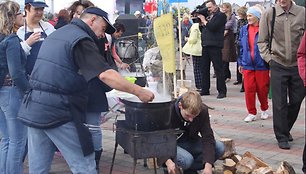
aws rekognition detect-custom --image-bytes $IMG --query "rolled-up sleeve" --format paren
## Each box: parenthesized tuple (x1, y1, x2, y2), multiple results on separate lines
(73, 39, 111, 82)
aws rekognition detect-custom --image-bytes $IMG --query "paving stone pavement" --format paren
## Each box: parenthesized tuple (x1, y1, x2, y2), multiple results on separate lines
(23, 61, 305, 174)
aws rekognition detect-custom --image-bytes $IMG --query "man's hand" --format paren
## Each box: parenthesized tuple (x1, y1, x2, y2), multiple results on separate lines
(197, 14, 207, 25)
(201, 163, 213, 174)
(165, 159, 177, 174)
(135, 88, 154, 103)
(118, 62, 129, 69)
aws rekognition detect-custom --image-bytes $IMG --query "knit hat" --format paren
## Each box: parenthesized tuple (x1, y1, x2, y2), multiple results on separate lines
(247, 6, 262, 19)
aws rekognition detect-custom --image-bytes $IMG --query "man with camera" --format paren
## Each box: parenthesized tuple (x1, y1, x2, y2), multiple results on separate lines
(197, 0, 227, 99)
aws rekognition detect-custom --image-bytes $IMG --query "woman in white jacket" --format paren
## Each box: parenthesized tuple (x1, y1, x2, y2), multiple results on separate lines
(183, 17, 202, 91)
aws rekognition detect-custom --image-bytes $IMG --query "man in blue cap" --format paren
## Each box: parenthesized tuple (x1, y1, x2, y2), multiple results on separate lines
(18, 7, 154, 173)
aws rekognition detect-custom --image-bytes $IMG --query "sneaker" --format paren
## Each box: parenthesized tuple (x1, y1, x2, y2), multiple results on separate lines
(244, 114, 256, 122)
(261, 110, 269, 120)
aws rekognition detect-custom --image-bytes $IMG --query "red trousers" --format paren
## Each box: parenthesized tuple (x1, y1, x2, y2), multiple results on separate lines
(243, 70, 270, 115)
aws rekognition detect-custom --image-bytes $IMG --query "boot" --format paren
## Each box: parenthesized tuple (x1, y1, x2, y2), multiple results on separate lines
(95, 149, 103, 173)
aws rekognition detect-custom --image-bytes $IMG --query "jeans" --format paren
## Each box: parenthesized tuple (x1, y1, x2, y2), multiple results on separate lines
(27, 122, 96, 174)
(0, 86, 27, 174)
(86, 112, 103, 151)
(176, 139, 224, 172)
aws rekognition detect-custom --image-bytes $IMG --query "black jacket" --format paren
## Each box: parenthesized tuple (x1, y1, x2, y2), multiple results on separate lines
(201, 8, 227, 48)
(171, 99, 216, 165)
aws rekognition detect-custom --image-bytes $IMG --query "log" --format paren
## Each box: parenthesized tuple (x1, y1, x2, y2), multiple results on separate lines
(252, 167, 274, 174)
(223, 158, 237, 173)
(236, 156, 257, 174)
(232, 154, 242, 163)
(243, 151, 269, 168)
(220, 138, 236, 159)
(224, 170, 234, 174)
(276, 161, 296, 174)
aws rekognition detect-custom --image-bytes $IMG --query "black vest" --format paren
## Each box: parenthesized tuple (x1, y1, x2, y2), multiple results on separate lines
(18, 19, 98, 156)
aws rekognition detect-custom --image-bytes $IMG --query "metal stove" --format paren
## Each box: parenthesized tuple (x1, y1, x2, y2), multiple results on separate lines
(110, 120, 180, 174)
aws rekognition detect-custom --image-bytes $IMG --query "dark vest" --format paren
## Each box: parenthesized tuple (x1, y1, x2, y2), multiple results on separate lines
(18, 19, 97, 155)
(18, 23, 90, 128)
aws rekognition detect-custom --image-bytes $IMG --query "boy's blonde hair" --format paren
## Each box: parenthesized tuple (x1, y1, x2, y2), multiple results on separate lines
(180, 90, 203, 116)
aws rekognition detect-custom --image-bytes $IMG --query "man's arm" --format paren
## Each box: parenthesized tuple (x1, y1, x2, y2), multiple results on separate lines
(98, 69, 153, 102)
(74, 39, 154, 103)
(258, 9, 272, 63)
(206, 13, 227, 31)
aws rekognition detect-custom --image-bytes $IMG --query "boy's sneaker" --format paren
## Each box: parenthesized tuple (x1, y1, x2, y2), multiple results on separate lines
(244, 114, 256, 122)
(261, 110, 269, 120)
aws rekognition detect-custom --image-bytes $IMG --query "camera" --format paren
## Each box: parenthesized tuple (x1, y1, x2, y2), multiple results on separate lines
(190, 4, 209, 23)
(191, 4, 209, 18)
(196, 6, 209, 17)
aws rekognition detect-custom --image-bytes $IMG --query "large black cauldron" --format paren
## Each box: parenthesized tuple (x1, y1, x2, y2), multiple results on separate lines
(120, 99, 173, 131)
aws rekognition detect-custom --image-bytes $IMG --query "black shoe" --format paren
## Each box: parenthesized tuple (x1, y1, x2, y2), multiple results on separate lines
(217, 93, 226, 99)
(196, 88, 202, 92)
(240, 88, 245, 92)
(200, 92, 210, 96)
(288, 134, 293, 142)
(278, 141, 290, 150)
(233, 81, 242, 85)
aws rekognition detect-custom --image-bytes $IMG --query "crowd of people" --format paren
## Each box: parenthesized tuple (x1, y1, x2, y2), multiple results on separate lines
(0, 0, 304, 173)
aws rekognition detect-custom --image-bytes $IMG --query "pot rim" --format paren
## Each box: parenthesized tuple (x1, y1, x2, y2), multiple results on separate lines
(120, 98, 174, 106)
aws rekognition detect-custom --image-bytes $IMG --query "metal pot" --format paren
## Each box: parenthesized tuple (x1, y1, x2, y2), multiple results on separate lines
(120, 99, 174, 131)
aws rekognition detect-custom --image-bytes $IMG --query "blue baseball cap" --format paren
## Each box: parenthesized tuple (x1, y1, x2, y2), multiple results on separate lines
(25, 0, 48, 8)
(83, 7, 116, 34)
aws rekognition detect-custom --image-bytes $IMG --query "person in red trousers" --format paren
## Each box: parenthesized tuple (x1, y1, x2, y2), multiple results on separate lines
(238, 6, 270, 122)
(297, 32, 305, 174)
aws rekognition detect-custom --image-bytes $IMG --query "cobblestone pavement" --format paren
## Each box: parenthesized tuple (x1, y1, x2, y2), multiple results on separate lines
(23, 61, 305, 174)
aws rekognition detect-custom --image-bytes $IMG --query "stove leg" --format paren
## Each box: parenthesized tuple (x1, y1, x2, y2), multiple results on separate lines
(133, 158, 137, 174)
(153, 158, 157, 174)
(109, 142, 118, 174)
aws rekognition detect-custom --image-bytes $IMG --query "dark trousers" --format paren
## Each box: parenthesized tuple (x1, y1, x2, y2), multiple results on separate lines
(223, 61, 231, 79)
(236, 62, 243, 82)
(270, 60, 304, 142)
(200, 46, 227, 95)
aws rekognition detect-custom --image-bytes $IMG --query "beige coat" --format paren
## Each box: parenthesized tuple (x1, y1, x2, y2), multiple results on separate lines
(258, 3, 305, 67)
(182, 23, 202, 56)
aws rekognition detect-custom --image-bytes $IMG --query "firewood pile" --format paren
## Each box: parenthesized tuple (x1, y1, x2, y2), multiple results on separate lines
(220, 138, 296, 174)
